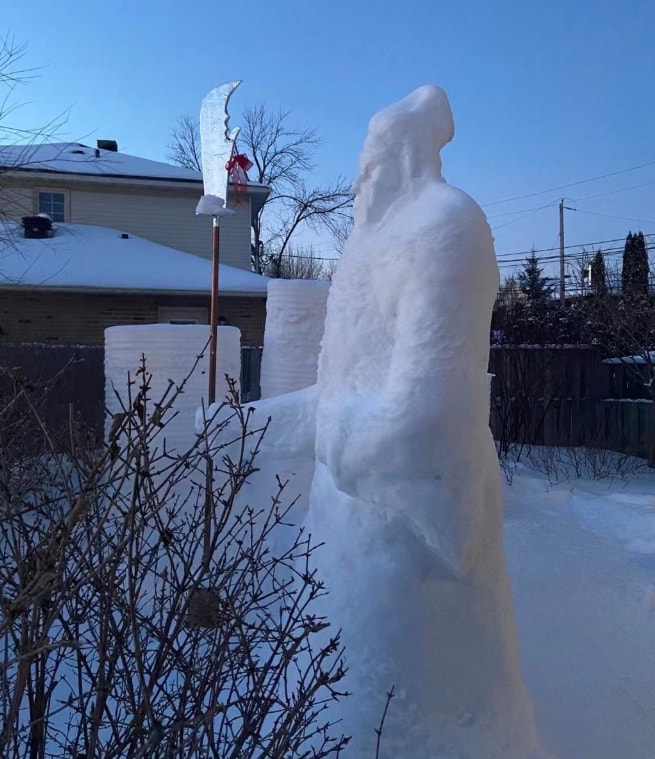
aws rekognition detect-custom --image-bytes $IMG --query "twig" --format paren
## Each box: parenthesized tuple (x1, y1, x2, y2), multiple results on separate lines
(374, 686, 395, 759)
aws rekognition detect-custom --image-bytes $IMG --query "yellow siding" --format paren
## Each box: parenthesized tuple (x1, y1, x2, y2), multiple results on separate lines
(1, 186, 33, 219)
(3, 179, 253, 271)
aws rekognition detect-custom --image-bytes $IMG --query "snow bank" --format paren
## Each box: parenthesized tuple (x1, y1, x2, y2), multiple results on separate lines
(260, 279, 330, 399)
(105, 324, 240, 453)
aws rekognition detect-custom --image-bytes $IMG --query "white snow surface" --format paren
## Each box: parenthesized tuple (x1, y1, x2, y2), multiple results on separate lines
(260, 279, 330, 399)
(193, 392, 655, 758)
(195, 195, 235, 215)
(504, 463, 655, 759)
(0, 223, 268, 294)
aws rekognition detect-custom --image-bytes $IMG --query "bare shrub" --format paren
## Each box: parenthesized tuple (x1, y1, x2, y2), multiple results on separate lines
(0, 359, 348, 759)
(526, 445, 646, 486)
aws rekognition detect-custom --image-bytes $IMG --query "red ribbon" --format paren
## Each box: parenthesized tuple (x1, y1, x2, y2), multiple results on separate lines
(226, 153, 253, 203)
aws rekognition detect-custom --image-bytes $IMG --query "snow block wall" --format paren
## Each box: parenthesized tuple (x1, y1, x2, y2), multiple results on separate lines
(260, 279, 330, 399)
(105, 324, 241, 453)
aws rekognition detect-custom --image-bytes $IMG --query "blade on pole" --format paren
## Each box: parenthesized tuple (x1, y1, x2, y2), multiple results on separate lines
(196, 80, 242, 215)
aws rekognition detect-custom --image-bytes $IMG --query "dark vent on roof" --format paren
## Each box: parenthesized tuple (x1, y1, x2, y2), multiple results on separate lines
(70, 148, 86, 154)
(22, 215, 54, 239)
(97, 139, 118, 152)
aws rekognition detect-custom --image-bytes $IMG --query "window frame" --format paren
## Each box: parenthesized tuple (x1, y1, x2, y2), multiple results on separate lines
(35, 188, 70, 223)
(158, 306, 209, 325)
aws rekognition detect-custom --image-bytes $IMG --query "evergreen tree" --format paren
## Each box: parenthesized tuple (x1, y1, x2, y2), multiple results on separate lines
(517, 252, 555, 305)
(621, 232, 634, 295)
(591, 249, 607, 296)
(634, 231, 650, 295)
(622, 231, 649, 296)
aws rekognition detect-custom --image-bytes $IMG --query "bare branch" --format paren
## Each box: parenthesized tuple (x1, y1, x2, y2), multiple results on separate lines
(166, 115, 202, 172)
(167, 105, 353, 274)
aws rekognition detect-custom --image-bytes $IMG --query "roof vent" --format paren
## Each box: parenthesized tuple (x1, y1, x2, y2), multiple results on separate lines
(70, 148, 86, 155)
(22, 215, 54, 239)
(121, 233, 129, 239)
(97, 139, 118, 152)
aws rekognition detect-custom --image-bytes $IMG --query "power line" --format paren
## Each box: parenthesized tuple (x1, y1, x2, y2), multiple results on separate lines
(481, 159, 655, 208)
(491, 203, 555, 231)
(280, 252, 339, 261)
(574, 208, 655, 226)
(487, 202, 557, 219)
(496, 241, 633, 269)
(496, 236, 627, 260)
(574, 179, 655, 202)
(498, 247, 623, 268)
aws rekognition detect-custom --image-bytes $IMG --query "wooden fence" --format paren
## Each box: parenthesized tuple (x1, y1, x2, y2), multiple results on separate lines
(0, 343, 264, 447)
(2, 342, 653, 461)
(489, 346, 654, 461)
(0, 343, 105, 446)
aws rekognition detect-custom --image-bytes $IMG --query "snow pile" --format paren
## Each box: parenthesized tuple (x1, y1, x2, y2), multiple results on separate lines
(260, 279, 330, 399)
(106, 324, 240, 453)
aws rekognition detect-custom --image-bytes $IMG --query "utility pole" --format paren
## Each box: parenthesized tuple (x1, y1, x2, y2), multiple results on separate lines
(559, 198, 565, 305)
(558, 199, 576, 305)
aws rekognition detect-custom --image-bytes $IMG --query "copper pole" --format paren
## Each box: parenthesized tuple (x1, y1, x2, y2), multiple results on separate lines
(208, 217, 220, 405)
(203, 216, 221, 569)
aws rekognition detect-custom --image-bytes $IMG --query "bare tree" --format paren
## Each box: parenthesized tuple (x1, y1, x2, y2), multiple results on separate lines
(0, 358, 349, 758)
(567, 248, 594, 297)
(263, 245, 336, 280)
(168, 106, 353, 274)
(0, 35, 68, 239)
(167, 115, 202, 172)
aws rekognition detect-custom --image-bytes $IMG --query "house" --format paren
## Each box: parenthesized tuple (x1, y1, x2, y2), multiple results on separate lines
(0, 141, 271, 345)
(0, 141, 269, 267)
(0, 223, 268, 346)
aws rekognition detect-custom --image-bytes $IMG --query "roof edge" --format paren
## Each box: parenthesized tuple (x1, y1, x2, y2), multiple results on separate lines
(0, 284, 267, 298)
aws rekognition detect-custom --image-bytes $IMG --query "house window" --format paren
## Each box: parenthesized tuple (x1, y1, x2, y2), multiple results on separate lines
(158, 307, 208, 325)
(37, 190, 68, 222)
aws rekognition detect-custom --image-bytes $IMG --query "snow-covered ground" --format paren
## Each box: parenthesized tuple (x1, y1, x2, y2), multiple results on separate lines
(504, 459, 655, 758)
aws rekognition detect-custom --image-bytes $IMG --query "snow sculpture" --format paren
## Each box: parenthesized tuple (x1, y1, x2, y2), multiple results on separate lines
(260, 278, 330, 399)
(105, 324, 241, 453)
(305, 85, 549, 758)
(197, 85, 551, 759)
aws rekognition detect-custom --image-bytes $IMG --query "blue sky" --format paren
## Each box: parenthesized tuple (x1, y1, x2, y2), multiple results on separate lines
(4, 0, 655, 278)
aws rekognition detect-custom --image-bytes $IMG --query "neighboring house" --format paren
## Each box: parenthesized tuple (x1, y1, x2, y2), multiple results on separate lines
(0, 141, 271, 345)
(0, 223, 268, 346)
(0, 140, 269, 270)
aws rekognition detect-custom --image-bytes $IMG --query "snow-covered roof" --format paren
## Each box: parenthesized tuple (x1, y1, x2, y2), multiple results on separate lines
(0, 223, 268, 296)
(0, 142, 202, 182)
(0, 142, 268, 190)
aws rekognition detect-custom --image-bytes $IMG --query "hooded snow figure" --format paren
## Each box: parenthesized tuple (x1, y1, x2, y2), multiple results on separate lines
(306, 85, 551, 759)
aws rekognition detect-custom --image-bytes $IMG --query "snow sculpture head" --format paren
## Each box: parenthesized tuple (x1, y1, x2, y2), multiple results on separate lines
(353, 85, 454, 225)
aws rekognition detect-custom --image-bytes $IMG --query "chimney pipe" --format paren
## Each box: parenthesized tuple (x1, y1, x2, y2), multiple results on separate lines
(97, 139, 118, 152)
